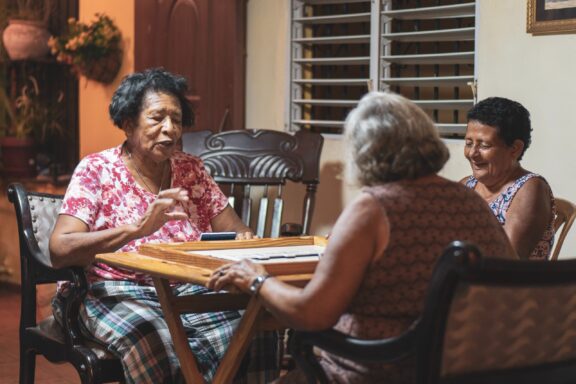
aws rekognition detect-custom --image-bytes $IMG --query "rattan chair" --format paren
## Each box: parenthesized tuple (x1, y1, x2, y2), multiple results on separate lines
(8, 183, 124, 384)
(291, 241, 576, 384)
(550, 197, 576, 260)
(182, 129, 324, 237)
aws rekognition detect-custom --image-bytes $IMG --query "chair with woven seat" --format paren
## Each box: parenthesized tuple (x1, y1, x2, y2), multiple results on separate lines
(550, 197, 576, 260)
(182, 129, 324, 237)
(8, 183, 124, 384)
(290, 241, 576, 384)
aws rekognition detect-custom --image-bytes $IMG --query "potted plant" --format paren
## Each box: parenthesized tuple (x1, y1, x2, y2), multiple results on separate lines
(48, 13, 122, 84)
(0, 75, 64, 177)
(1, 0, 54, 60)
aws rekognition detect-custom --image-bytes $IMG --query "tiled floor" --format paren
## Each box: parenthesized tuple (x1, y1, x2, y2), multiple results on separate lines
(0, 286, 80, 384)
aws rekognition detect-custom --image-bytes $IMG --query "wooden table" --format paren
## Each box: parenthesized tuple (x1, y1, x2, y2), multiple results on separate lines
(95, 237, 322, 384)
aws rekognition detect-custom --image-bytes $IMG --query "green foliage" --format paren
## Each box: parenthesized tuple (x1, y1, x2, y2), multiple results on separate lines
(0, 75, 64, 141)
(10, 0, 53, 23)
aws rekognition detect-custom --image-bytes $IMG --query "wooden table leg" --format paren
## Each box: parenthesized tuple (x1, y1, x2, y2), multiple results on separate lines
(153, 277, 206, 384)
(212, 297, 264, 384)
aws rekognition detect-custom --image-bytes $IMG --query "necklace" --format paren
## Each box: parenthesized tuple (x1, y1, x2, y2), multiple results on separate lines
(124, 144, 168, 195)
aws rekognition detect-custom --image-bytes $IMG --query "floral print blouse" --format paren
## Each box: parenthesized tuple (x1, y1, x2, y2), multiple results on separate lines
(465, 173, 556, 259)
(60, 144, 228, 285)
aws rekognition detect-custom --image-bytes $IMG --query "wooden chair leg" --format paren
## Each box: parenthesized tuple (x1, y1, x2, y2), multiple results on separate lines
(20, 348, 36, 384)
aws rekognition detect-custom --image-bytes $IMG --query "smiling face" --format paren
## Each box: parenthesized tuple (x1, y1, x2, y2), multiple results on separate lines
(464, 120, 524, 187)
(124, 91, 183, 164)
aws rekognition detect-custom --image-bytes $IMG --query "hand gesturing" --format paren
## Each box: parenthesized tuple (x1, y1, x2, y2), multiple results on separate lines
(135, 187, 189, 237)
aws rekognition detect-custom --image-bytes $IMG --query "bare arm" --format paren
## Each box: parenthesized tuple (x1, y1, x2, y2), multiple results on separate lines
(504, 178, 553, 259)
(210, 205, 255, 239)
(208, 192, 390, 331)
(49, 188, 190, 268)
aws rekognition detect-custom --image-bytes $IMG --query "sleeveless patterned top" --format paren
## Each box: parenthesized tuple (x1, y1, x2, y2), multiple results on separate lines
(319, 178, 514, 384)
(464, 173, 555, 260)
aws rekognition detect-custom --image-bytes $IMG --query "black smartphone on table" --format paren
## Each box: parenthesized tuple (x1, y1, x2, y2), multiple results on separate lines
(200, 232, 237, 241)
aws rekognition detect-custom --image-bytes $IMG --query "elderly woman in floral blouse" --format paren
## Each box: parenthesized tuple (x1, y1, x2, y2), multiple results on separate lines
(49, 68, 278, 383)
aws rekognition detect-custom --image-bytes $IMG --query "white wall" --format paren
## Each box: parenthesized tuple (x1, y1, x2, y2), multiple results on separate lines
(474, 0, 576, 257)
(246, 0, 576, 257)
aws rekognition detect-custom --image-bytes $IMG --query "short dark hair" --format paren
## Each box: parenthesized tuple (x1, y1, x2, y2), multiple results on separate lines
(109, 68, 193, 129)
(467, 97, 532, 160)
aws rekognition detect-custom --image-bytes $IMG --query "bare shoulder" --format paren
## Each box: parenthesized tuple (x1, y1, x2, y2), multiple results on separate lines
(507, 174, 553, 220)
(339, 191, 386, 224)
(330, 191, 389, 244)
(515, 175, 553, 204)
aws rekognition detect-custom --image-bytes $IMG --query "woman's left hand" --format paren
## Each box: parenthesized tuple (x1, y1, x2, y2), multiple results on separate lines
(207, 259, 267, 293)
(236, 231, 257, 240)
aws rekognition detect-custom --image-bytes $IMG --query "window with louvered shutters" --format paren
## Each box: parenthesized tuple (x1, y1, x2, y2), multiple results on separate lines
(289, 0, 476, 138)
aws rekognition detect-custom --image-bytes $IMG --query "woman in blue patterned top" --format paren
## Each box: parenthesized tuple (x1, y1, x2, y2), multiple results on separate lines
(462, 97, 555, 259)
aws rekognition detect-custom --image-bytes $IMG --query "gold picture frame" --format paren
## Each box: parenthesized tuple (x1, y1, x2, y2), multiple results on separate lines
(527, 0, 576, 35)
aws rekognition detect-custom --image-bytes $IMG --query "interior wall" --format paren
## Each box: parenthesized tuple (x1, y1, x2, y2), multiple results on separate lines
(78, 0, 134, 158)
(246, 0, 576, 257)
(472, 0, 576, 258)
(246, 0, 353, 236)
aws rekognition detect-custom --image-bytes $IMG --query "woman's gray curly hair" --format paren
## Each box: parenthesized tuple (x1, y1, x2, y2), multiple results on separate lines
(344, 91, 449, 186)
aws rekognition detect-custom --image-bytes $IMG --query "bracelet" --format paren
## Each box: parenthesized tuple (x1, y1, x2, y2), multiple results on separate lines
(249, 274, 270, 297)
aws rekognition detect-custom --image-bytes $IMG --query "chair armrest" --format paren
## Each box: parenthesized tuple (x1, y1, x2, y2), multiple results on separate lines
(280, 223, 303, 237)
(289, 324, 418, 384)
(291, 325, 418, 363)
(61, 266, 90, 346)
(289, 321, 420, 384)
(44, 264, 90, 347)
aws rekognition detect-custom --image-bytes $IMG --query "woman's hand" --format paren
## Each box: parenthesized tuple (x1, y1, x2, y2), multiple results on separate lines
(207, 259, 267, 293)
(236, 231, 256, 240)
(134, 187, 189, 237)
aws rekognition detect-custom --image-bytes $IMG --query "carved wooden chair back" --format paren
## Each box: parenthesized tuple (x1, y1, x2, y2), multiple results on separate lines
(8, 183, 123, 384)
(182, 129, 324, 237)
(550, 197, 576, 260)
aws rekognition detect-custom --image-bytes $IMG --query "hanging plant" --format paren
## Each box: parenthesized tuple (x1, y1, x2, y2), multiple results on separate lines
(47, 13, 122, 84)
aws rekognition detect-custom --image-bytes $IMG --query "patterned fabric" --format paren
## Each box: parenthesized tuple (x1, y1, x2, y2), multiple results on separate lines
(319, 178, 514, 384)
(464, 173, 556, 259)
(54, 281, 278, 383)
(55, 145, 279, 383)
(442, 283, 576, 376)
(60, 144, 229, 285)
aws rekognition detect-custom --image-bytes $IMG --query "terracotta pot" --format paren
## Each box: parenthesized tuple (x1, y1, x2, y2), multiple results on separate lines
(2, 19, 51, 61)
(0, 136, 36, 178)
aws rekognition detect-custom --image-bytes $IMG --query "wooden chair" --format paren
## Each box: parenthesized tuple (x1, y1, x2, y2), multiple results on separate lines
(290, 241, 576, 384)
(182, 129, 324, 237)
(8, 183, 124, 384)
(551, 197, 576, 260)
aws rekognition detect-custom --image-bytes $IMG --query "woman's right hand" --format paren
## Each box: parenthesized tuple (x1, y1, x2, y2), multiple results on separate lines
(134, 187, 190, 237)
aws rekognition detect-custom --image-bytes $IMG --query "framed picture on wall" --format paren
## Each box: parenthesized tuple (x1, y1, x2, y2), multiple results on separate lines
(527, 0, 576, 34)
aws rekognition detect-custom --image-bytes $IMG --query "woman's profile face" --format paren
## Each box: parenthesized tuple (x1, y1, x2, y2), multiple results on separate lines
(125, 91, 183, 162)
(464, 120, 522, 186)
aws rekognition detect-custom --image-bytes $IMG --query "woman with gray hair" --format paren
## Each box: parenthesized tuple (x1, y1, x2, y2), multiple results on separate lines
(208, 92, 515, 383)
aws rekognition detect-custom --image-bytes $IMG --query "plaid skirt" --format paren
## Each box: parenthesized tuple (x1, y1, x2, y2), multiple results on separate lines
(53, 280, 279, 383)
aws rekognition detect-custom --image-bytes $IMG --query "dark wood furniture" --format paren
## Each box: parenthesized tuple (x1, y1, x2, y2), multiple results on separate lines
(182, 129, 324, 237)
(291, 241, 576, 384)
(135, 0, 247, 132)
(8, 183, 123, 384)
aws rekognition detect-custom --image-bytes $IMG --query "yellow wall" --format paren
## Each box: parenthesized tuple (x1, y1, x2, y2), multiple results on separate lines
(245, 0, 576, 257)
(78, 0, 134, 158)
